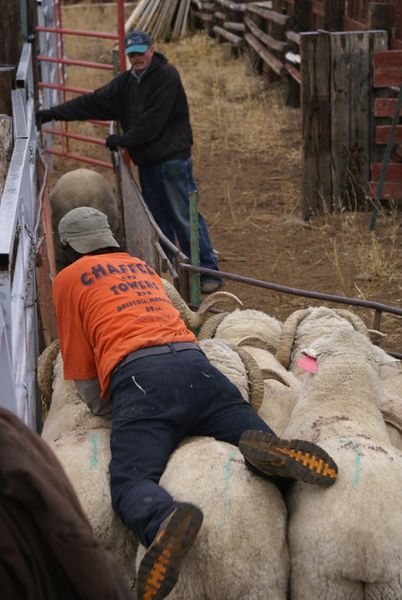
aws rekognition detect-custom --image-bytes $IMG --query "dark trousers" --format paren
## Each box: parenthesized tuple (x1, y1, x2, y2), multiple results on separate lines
(138, 158, 218, 272)
(109, 346, 274, 547)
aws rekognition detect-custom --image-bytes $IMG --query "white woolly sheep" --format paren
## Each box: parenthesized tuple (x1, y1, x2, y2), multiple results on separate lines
(198, 308, 283, 354)
(39, 352, 137, 589)
(136, 436, 289, 600)
(198, 337, 265, 410)
(282, 328, 402, 600)
(236, 339, 301, 436)
(376, 359, 402, 451)
(51, 427, 137, 590)
(275, 305, 402, 447)
(41, 353, 109, 443)
(275, 306, 370, 379)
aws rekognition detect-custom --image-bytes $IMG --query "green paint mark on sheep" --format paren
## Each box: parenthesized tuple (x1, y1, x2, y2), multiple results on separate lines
(352, 452, 362, 488)
(223, 450, 237, 522)
(90, 433, 99, 469)
(339, 437, 362, 488)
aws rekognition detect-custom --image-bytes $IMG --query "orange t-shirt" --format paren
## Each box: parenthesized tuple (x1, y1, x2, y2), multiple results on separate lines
(52, 252, 195, 398)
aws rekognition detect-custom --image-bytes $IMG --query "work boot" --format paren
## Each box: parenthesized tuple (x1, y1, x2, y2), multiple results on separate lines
(239, 430, 338, 487)
(136, 502, 203, 600)
(201, 276, 222, 294)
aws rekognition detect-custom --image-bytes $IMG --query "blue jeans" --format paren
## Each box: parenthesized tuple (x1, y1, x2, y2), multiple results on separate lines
(108, 346, 273, 547)
(138, 158, 219, 273)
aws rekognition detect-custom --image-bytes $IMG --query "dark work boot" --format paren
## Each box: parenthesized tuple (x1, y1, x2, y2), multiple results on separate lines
(239, 430, 338, 488)
(136, 502, 203, 600)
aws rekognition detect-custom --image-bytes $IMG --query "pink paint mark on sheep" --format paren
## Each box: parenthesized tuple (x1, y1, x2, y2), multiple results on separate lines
(297, 355, 318, 374)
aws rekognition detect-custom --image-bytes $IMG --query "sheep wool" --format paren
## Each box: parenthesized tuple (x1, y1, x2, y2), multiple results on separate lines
(214, 308, 282, 352)
(283, 329, 402, 600)
(199, 338, 250, 401)
(136, 437, 289, 600)
(277, 306, 369, 379)
(41, 353, 137, 589)
(50, 427, 137, 590)
(239, 344, 300, 436)
(41, 353, 109, 443)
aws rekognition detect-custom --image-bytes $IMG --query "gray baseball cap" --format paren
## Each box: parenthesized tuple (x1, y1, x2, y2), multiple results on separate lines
(58, 207, 120, 254)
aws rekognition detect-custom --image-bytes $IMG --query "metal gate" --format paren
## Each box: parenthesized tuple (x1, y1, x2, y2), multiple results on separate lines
(36, 0, 126, 169)
(0, 45, 39, 428)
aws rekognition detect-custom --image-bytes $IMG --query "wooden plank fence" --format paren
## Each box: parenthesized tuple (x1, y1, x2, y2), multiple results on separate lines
(301, 30, 388, 218)
(190, 0, 402, 207)
(190, 1, 402, 91)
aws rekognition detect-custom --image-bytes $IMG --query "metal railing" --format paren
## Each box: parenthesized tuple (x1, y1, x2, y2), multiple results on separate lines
(0, 44, 40, 428)
(36, 0, 126, 169)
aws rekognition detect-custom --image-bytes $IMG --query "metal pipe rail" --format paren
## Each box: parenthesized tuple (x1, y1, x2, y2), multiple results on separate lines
(36, 0, 126, 168)
(179, 265, 402, 358)
(0, 44, 40, 427)
(36, 26, 119, 40)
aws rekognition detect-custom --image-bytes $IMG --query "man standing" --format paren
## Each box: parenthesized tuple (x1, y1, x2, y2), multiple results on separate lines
(36, 30, 221, 294)
(53, 206, 338, 600)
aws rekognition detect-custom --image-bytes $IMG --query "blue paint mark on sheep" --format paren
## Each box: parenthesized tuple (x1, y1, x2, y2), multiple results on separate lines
(223, 450, 237, 522)
(352, 452, 362, 488)
(339, 437, 362, 488)
(90, 433, 99, 469)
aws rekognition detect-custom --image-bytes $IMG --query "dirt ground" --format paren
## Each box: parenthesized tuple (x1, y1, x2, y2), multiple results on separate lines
(46, 4, 402, 354)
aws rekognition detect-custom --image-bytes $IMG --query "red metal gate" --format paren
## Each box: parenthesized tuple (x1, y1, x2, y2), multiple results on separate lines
(36, 0, 126, 169)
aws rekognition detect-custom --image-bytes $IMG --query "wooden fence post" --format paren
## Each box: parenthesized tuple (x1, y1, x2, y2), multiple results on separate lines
(368, 3, 390, 31)
(323, 0, 345, 31)
(301, 31, 331, 218)
(0, 66, 15, 116)
(302, 29, 388, 218)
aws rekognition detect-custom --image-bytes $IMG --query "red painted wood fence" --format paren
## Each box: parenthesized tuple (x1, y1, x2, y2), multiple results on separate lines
(345, 1, 402, 48)
(370, 50, 402, 199)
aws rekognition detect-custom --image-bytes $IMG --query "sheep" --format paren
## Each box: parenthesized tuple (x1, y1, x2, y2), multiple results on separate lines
(282, 328, 402, 600)
(275, 306, 370, 379)
(198, 307, 283, 354)
(136, 436, 289, 600)
(50, 427, 137, 591)
(275, 305, 402, 447)
(377, 359, 402, 451)
(198, 338, 265, 411)
(40, 353, 109, 443)
(49, 169, 122, 268)
(236, 337, 301, 436)
(37, 349, 137, 588)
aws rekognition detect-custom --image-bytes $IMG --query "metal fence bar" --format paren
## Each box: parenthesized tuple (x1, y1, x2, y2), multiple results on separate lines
(0, 306, 16, 413)
(37, 54, 114, 71)
(36, 25, 119, 40)
(180, 264, 402, 316)
(0, 43, 39, 427)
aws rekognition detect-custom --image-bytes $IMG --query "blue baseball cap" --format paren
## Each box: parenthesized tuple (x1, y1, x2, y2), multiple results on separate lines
(125, 31, 152, 55)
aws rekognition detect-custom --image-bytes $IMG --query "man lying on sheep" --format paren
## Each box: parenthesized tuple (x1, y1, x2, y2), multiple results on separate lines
(53, 206, 339, 600)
